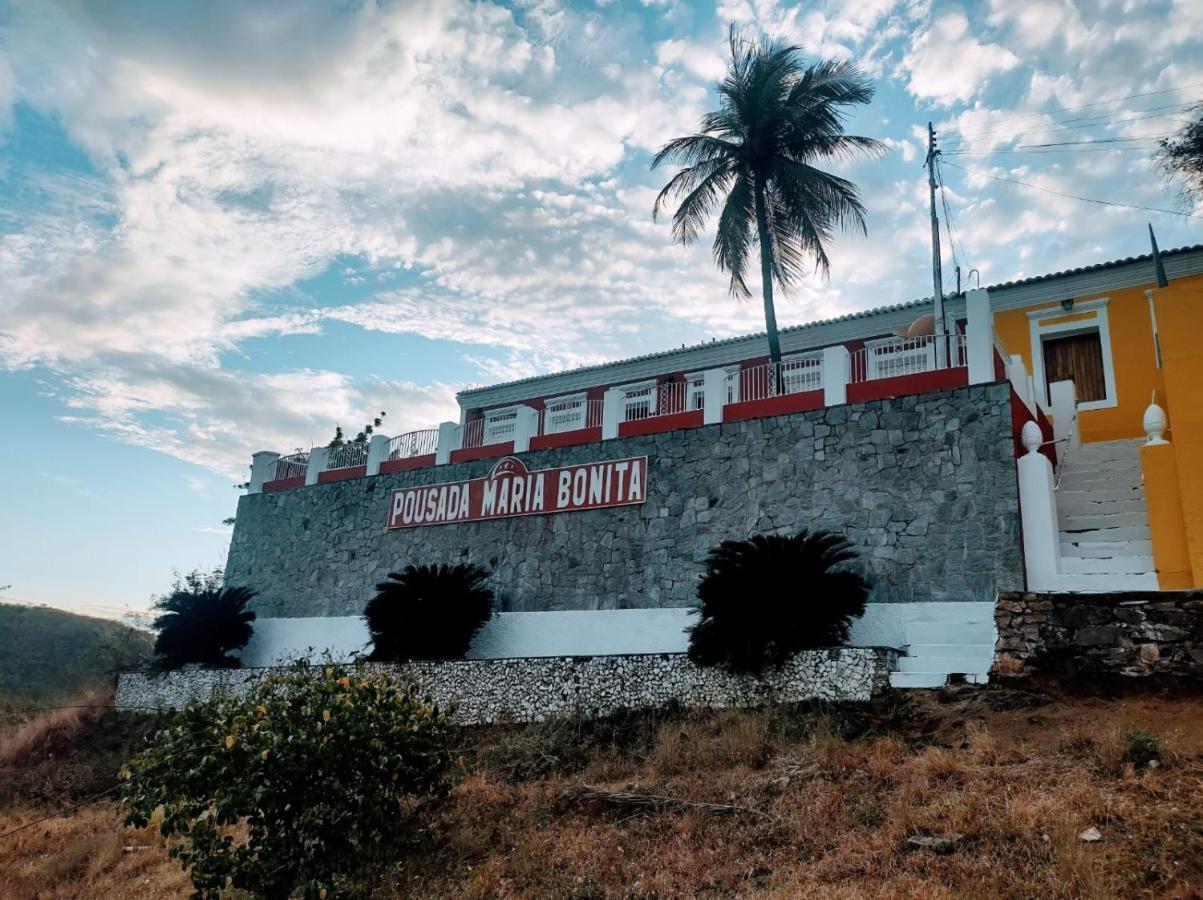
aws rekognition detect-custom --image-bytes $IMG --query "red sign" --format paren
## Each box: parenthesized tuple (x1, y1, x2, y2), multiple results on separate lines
(386, 455, 647, 529)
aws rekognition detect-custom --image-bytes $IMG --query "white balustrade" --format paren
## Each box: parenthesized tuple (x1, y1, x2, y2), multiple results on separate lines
(248, 451, 281, 494)
(1016, 420, 1062, 589)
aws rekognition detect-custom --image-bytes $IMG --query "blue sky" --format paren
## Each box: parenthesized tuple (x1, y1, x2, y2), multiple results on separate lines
(1, 0, 1200, 618)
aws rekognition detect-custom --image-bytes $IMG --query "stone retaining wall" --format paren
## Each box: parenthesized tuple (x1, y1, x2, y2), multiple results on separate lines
(116, 648, 896, 725)
(993, 591, 1203, 678)
(227, 383, 1021, 617)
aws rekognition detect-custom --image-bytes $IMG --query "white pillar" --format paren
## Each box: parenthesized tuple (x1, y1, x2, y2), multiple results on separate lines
(366, 433, 390, 476)
(965, 288, 994, 384)
(822, 345, 849, 407)
(1007, 354, 1034, 412)
(602, 388, 624, 440)
(1049, 380, 1079, 453)
(702, 368, 726, 425)
(1017, 421, 1061, 590)
(512, 405, 539, 452)
(248, 451, 280, 494)
(305, 446, 329, 486)
(435, 421, 460, 465)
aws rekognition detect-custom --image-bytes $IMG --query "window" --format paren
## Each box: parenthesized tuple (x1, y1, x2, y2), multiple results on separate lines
(1042, 330, 1106, 403)
(780, 353, 823, 393)
(542, 394, 587, 434)
(619, 381, 657, 421)
(685, 368, 741, 409)
(482, 407, 518, 445)
(864, 338, 935, 380)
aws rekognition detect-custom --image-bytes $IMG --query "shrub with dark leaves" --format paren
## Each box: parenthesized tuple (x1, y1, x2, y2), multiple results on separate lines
(151, 573, 255, 669)
(687, 529, 870, 674)
(365, 563, 494, 661)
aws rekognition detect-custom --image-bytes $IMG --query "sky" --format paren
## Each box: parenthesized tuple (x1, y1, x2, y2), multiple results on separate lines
(1, 0, 1200, 619)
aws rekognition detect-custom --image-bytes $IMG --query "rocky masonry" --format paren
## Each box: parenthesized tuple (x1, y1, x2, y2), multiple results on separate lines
(116, 648, 896, 724)
(226, 382, 1021, 618)
(994, 591, 1203, 678)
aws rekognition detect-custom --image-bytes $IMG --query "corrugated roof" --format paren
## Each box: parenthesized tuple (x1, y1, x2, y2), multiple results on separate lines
(457, 243, 1203, 399)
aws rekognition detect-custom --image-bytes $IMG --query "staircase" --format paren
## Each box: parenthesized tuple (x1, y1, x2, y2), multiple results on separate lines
(888, 608, 996, 689)
(1055, 438, 1159, 591)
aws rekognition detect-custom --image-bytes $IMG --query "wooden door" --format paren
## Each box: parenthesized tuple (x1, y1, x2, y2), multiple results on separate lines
(1042, 332, 1106, 402)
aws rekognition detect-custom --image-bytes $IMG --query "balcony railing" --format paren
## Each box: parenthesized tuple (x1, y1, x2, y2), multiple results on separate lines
(850, 334, 967, 383)
(387, 429, 437, 460)
(273, 452, 309, 481)
(621, 381, 693, 422)
(740, 357, 823, 402)
(326, 441, 369, 470)
(461, 410, 517, 449)
(540, 398, 603, 435)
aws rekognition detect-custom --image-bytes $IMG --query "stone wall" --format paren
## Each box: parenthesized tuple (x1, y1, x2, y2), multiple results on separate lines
(116, 648, 896, 725)
(994, 591, 1203, 678)
(227, 382, 1021, 618)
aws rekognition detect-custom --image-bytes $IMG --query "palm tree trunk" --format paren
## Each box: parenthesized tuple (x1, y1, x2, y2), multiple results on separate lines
(753, 180, 783, 377)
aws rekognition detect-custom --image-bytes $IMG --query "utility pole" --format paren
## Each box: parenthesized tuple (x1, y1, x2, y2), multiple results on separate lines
(925, 122, 947, 367)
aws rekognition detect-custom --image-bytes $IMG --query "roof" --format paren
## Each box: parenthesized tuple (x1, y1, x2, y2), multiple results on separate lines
(457, 243, 1203, 406)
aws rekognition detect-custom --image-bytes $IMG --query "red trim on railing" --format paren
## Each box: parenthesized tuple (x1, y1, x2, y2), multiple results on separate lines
(1008, 390, 1057, 467)
(723, 389, 824, 422)
(846, 367, 967, 403)
(618, 410, 704, 437)
(379, 454, 436, 474)
(450, 441, 515, 464)
(530, 427, 603, 451)
(263, 475, 305, 493)
(318, 465, 367, 484)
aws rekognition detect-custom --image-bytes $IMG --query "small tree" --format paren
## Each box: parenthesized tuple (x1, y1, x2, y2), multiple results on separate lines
(1156, 103, 1203, 207)
(687, 529, 870, 674)
(121, 660, 454, 899)
(151, 570, 255, 669)
(365, 563, 494, 661)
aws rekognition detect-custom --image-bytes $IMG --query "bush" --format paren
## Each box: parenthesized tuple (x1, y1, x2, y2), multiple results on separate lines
(365, 563, 494, 661)
(687, 529, 870, 674)
(121, 660, 454, 899)
(151, 570, 255, 669)
(1124, 729, 1161, 769)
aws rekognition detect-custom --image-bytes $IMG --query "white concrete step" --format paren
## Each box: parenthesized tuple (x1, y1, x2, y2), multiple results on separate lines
(904, 623, 995, 645)
(1062, 539, 1153, 557)
(1057, 498, 1147, 516)
(1047, 572, 1160, 592)
(1060, 525, 1151, 542)
(904, 642, 994, 659)
(1059, 511, 1151, 530)
(1061, 554, 1157, 575)
(897, 655, 990, 674)
(890, 672, 949, 689)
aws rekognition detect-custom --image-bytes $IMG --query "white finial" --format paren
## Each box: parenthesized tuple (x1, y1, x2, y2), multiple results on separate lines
(1143, 403, 1168, 444)
(1020, 420, 1043, 455)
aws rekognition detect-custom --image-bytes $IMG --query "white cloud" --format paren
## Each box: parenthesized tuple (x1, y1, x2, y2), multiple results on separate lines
(900, 11, 1019, 106)
(655, 38, 726, 81)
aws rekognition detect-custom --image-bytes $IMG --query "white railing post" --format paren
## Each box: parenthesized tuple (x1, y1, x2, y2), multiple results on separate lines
(435, 421, 460, 465)
(702, 368, 726, 425)
(512, 405, 539, 452)
(1049, 380, 1079, 453)
(821, 345, 849, 406)
(1017, 421, 1061, 589)
(305, 447, 329, 486)
(365, 433, 389, 476)
(1143, 401, 1169, 445)
(248, 451, 280, 494)
(602, 388, 623, 439)
(965, 288, 994, 384)
(1007, 354, 1034, 412)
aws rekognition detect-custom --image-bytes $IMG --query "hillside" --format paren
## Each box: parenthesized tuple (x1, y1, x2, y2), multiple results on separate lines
(0, 604, 153, 706)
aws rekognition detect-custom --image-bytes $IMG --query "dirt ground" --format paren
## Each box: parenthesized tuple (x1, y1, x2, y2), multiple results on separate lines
(3, 679, 1203, 898)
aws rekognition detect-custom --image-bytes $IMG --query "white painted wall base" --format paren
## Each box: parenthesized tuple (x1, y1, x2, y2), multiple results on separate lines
(237, 602, 997, 677)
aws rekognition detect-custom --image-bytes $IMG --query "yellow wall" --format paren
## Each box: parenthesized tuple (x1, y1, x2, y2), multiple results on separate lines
(1150, 281, 1203, 588)
(1142, 442, 1195, 589)
(993, 273, 1203, 444)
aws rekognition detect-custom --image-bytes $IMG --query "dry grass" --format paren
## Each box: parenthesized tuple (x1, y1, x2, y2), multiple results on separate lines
(3, 683, 1203, 898)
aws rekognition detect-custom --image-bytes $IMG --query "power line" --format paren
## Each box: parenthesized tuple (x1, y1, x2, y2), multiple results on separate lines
(937, 80, 1203, 133)
(941, 159, 1202, 219)
(935, 157, 969, 281)
(944, 104, 1197, 145)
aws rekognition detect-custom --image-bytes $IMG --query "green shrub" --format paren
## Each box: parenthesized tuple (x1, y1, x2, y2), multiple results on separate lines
(1124, 729, 1161, 769)
(121, 659, 454, 899)
(365, 563, 494, 661)
(151, 570, 255, 669)
(687, 529, 870, 674)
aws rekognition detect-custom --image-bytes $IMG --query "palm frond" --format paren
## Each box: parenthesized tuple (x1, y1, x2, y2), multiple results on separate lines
(712, 172, 754, 296)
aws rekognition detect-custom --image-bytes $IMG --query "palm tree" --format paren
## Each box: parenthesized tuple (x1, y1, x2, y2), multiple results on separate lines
(652, 31, 883, 367)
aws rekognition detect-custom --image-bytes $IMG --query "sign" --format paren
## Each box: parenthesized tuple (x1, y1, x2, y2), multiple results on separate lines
(387, 456, 647, 529)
